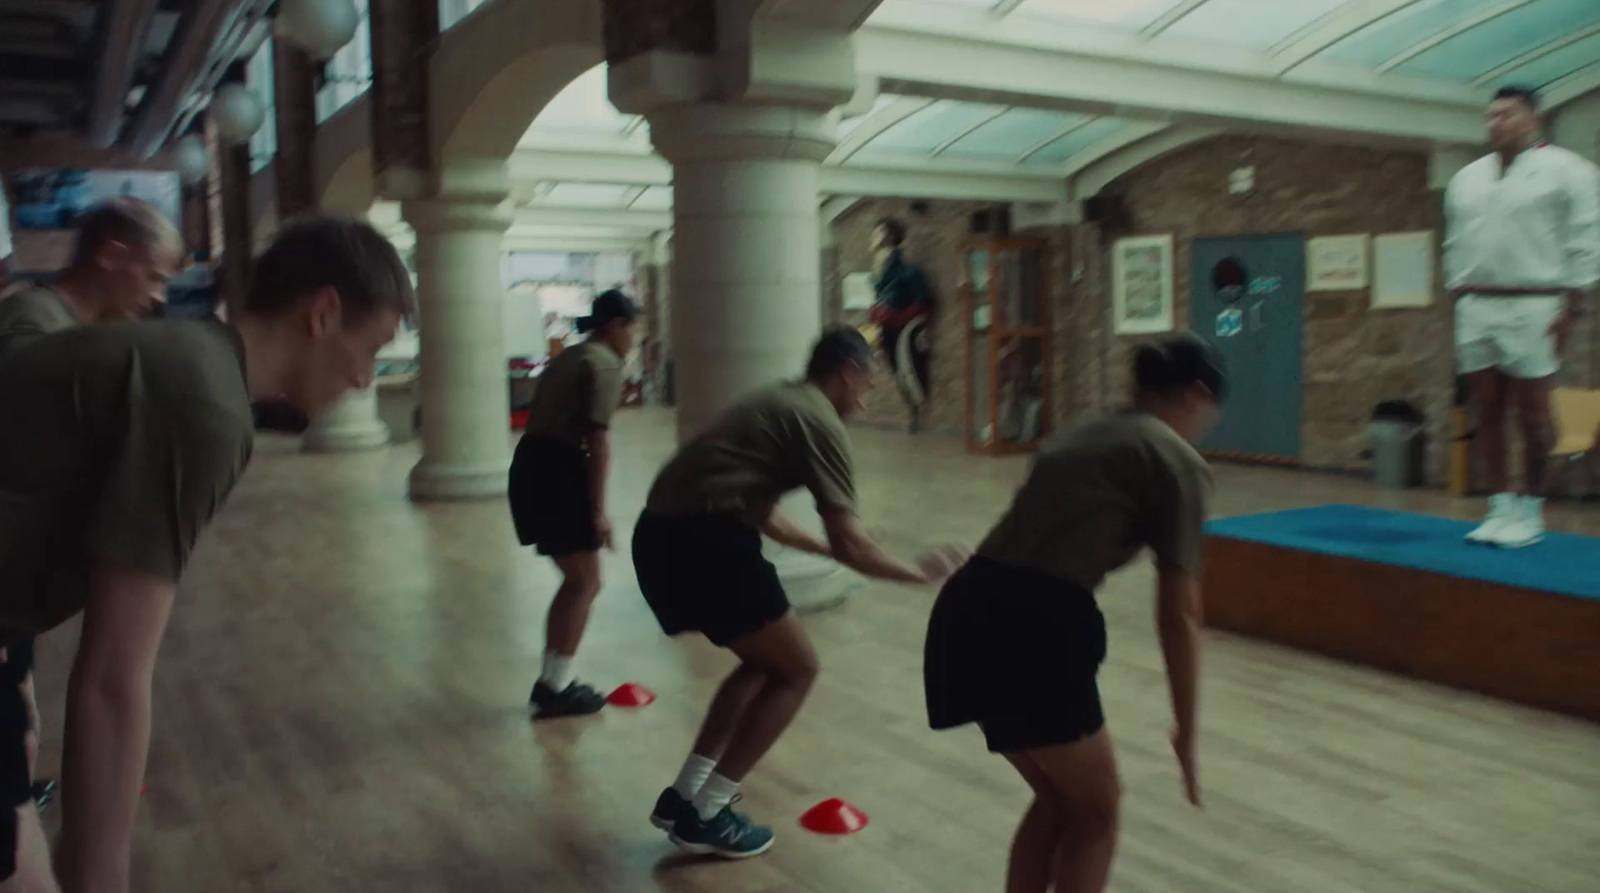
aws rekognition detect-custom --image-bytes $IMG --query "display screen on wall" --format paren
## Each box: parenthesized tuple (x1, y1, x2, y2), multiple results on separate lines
(7, 169, 182, 273)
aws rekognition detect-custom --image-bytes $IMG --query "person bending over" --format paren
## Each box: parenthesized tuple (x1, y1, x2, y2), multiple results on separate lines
(633, 325, 965, 859)
(509, 290, 640, 718)
(0, 215, 411, 892)
(924, 332, 1224, 893)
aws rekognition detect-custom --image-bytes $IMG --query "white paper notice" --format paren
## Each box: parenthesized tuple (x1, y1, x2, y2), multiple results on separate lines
(1372, 231, 1434, 309)
(842, 271, 876, 310)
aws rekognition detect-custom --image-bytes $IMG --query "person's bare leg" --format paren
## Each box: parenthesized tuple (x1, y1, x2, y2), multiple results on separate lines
(1026, 730, 1122, 893)
(708, 612, 819, 782)
(545, 552, 602, 657)
(1511, 375, 1555, 495)
(0, 807, 61, 893)
(689, 662, 767, 762)
(1000, 751, 1062, 893)
(1469, 369, 1511, 493)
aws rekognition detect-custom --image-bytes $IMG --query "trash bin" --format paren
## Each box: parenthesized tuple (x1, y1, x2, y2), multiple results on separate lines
(1367, 399, 1426, 489)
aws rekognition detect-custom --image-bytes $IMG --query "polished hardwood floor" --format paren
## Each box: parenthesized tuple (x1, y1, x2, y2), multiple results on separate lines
(28, 409, 1600, 892)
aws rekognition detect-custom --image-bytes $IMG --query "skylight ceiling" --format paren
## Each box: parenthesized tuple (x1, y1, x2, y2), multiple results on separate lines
(869, 0, 1600, 91)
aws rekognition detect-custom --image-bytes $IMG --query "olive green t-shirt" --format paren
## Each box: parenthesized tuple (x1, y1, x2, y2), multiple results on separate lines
(646, 381, 857, 526)
(0, 319, 256, 639)
(0, 285, 81, 359)
(977, 411, 1213, 592)
(522, 340, 624, 449)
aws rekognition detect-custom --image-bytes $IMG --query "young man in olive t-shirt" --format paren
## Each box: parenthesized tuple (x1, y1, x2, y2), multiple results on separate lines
(0, 198, 183, 359)
(0, 197, 185, 815)
(0, 215, 413, 891)
(632, 326, 967, 859)
(509, 289, 639, 718)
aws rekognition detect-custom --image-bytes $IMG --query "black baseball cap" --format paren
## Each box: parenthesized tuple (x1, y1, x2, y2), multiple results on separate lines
(576, 289, 639, 333)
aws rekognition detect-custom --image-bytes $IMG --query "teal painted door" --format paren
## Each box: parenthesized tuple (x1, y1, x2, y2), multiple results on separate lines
(1188, 234, 1304, 459)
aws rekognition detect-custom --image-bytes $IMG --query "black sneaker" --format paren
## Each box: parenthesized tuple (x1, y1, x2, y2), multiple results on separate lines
(529, 680, 607, 719)
(650, 786, 695, 831)
(669, 796, 775, 859)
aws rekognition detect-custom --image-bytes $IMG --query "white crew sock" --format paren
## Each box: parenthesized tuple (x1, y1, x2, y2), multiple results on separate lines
(671, 753, 718, 799)
(691, 772, 740, 821)
(539, 652, 576, 691)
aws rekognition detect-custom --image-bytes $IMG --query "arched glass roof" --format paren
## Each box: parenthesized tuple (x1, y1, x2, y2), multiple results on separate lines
(870, 0, 1600, 89)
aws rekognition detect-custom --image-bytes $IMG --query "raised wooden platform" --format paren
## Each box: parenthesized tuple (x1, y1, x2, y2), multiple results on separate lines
(1204, 505, 1600, 722)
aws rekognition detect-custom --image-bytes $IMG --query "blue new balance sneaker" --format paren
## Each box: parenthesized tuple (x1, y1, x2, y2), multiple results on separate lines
(650, 787, 695, 831)
(668, 797, 775, 859)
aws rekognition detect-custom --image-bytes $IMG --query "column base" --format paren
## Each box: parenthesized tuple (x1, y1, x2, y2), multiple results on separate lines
(407, 460, 509, 502)
(302, 388, 391, 453)
(768, 545, 856, 615)
(303, 422, 390, 453)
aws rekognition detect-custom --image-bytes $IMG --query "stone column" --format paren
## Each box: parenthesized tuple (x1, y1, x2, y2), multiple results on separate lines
(216, 62, 253, 322)
(303, 388, 390, 451)
(646, 103, 834, 440)
(401, 166, 514, 500)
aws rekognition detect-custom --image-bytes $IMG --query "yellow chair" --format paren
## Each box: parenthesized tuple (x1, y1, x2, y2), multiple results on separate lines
(1550, 387, 1600, 497)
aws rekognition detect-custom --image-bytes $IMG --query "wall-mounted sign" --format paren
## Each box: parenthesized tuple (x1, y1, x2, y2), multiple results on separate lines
(1216, 308, 1243, 338)
(1248, 276, 1281, 295)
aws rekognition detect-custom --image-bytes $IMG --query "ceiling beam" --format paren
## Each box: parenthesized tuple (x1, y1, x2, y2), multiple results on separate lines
(931, 105, 1006, 156)
(1271, 0, 1425, 75)
(861, 26, 1484, 146)
(1540, 59, 1600, 110)
(827, 94, 932, 164)
(167, 1, 271, 150)
(1474, 23, 1600, 87)
(1377, 0, 1537, 74)
(1016, 116, 1094, 164)
(1141, 0, 1212, 39)
(85, 0, 162, 148)
(1068, 124, 1222, 198)
(123, 0, 246, 157)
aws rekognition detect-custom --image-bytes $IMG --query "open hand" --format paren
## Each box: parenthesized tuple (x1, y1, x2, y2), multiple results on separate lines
(1549, 307, 1578, 358)
(915, 544, 970, 585)
(1172, 725, 1201, 808)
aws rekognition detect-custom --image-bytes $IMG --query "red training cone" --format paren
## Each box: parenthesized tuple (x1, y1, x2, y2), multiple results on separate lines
(606, 682, 657, 707)
(799, 798, 869, 835)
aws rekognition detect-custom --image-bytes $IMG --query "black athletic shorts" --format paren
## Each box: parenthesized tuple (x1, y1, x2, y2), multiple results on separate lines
(632, 511, 789, 647)
(924, 556, 1107, 754)
(0, 639, 34, 880)
(508, 435, 601, 558)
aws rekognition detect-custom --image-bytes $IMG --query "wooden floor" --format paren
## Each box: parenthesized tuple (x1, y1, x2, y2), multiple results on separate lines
(29, 409, 1600, 892)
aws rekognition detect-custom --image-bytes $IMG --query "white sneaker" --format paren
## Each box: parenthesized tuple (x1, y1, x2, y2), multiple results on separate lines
(1465, 493, 1517, 545)
(1493, 495, 1545, 549)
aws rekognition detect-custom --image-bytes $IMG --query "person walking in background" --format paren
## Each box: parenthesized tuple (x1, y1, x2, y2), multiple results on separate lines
(868, 217, 936, 432)
(1445, 85, 1599, 548)
(509, 289, 640, 719)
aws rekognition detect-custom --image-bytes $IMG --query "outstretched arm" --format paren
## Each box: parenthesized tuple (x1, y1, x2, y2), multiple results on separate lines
(55, 562, 177, 893)
(761, 509, 831, 557)
(820, 508, 933, 584)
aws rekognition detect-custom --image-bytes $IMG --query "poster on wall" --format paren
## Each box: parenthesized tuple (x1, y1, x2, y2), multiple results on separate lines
(6, 169, 182, 273)
(1111, 234, 1174, 335)
(1372, 231, 1435, 309)
(1306, 234, 1370, 291)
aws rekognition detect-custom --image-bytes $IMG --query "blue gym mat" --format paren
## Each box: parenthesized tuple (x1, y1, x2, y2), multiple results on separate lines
(1204, 505, 1600, 600)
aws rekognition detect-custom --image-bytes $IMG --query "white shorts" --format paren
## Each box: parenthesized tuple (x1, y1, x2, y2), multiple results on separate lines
(1454, 294, 1563, 380)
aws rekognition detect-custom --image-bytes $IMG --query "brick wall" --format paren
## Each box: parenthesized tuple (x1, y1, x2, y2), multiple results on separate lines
(602, 0, 716, 63)
(829, 198, 997, 434)
(1091, 134, 1516, 485)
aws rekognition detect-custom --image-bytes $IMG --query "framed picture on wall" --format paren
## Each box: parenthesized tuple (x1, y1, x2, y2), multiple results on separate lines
(1306, 234, 1370, 291)
(1111, 234, 1174, 335)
